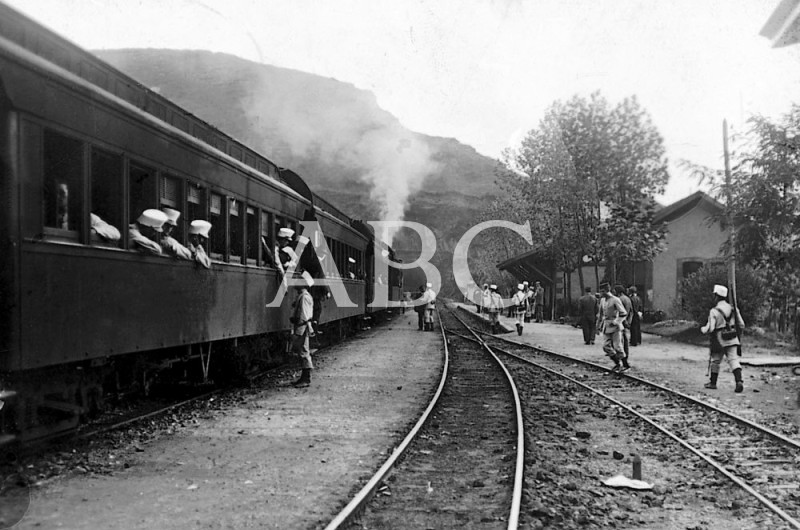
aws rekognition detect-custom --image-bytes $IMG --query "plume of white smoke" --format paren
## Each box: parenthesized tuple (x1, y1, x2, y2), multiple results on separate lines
(243, 69, 440, 243)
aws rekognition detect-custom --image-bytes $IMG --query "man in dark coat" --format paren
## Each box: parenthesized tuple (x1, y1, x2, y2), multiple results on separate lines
(578, 287, 598, 345)
(629, 286, 643, 346)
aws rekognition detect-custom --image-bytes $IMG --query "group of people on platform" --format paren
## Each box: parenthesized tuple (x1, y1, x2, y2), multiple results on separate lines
(92, 208, 212, 268)
(469, 281, 544, 335)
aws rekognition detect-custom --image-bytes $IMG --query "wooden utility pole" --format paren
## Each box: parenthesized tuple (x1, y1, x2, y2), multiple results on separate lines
(723, 119, 737, 305)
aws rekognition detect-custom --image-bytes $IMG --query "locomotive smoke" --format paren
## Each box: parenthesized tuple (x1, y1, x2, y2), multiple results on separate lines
(245, 70, 440, 243)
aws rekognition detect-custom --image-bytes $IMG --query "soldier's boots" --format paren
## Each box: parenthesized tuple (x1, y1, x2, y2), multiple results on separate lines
(292, 368, 311, 388)
(516, 323, 523, 336)
(734, 368, 744, 393)
(704, 372, 718, 390)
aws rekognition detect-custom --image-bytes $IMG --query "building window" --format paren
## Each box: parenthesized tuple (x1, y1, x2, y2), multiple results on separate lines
(43, 129, 84, 233)
(90, 147, 123, 245)
(682, 260, 704, 278)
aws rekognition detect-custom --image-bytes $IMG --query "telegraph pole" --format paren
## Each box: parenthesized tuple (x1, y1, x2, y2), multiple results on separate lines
(723, 119, 737, 305)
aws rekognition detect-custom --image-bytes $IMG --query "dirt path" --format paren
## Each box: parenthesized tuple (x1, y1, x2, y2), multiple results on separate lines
(18, 312, 442, 530)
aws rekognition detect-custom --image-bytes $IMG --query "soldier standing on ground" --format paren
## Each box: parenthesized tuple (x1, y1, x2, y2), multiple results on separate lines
(629, 286, 643, 346)
(290, 273, 315, 388)
(488, 284, 503, 334)
(533, 281, 545, 323)
(511, 284, 527, 336)
(598, 283, 628, 372)
(578, 287, 598, 345)
(700, 284, 745, 393)
(615, 285, 634, 369)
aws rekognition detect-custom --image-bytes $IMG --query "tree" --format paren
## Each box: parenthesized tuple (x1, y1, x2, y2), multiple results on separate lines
(684, 104, 800, 333)
(488, 91, 669, 299)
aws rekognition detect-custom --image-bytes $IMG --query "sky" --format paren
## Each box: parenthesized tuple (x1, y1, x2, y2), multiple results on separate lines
(6, 0, 800, 205)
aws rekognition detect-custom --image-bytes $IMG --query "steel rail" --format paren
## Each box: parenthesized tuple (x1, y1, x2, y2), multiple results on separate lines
(324, 305, 451, 530)
(446, 309, 525, 530)
(454, 311, 800, 529)
(479, 326, 800, 453)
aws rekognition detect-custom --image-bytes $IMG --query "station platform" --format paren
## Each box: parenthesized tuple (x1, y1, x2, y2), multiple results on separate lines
(19, 311, 443, 530)
(452, 302, 800, 413)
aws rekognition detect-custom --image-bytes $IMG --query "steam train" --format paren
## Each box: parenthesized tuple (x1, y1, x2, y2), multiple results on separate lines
(0, 3, 403, 443)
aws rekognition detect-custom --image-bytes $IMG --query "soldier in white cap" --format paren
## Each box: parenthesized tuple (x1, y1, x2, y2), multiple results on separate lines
(160, 208, 192, 260)
(488, 284, 504, 334)
(701, 284, 745, 392)
(275, 227, 299, 274)
(90, 213, 121, 243)
(423, 282, 437, 331)
(129, 209, 167, 255)
(290, 271, 315, 387)
(511, 283, 528, 336)
(188, 220, 212, 269)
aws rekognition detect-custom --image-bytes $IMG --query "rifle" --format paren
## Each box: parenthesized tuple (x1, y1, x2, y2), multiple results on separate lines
(730, 289, 743, 356)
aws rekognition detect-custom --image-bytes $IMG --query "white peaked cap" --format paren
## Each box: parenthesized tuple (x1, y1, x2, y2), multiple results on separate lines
(137, 209, 168, 232)
(294, 270, 314, 287)
(161, 207, 181, 226)
(189, 220, 212, 238)
(426, 283, 432, 288)
(517, 284, 524, 290)
(523, 281, 529, 285)
(277, 227, 294, 238)
(348, 257, 356, 263)
(713, 284, 728, 298)
(490, 284, 497, 290)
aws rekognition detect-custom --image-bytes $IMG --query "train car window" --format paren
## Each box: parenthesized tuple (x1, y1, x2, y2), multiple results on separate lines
(246, 206, 258, 265)
(90, 147, 123, 246)
(229, 198, 243, 263)
(275, 216, 286, 242)
(129, 162, 157, 229)
(43, 129, 84, 234)
(209, 193, 226, 261)
(160, 174, 183, 241)
(260, 211, 273, 268)
(186, 183, 206, 224)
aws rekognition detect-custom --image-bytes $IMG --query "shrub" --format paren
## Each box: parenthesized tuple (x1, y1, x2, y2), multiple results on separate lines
(678, 264, 766, 326)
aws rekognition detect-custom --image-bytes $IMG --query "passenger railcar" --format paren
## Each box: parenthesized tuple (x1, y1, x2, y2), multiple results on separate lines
(0, 3, 401, 442)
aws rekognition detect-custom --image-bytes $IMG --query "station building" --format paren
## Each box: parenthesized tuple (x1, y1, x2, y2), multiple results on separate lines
(497, 191, 727, 318)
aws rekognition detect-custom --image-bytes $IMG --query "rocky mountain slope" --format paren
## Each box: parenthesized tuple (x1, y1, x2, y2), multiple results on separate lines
(96, 49, 500, 290)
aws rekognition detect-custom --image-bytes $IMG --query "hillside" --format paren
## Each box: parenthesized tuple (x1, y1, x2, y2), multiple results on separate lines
(95, 49, 500, 292)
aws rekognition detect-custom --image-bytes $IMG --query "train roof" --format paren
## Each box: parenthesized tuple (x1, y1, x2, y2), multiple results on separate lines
(0, 1, 356, 226)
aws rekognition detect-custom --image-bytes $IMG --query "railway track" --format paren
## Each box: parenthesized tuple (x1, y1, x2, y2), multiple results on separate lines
(453, 305, 800, 529)
(326, 306, 525, 529)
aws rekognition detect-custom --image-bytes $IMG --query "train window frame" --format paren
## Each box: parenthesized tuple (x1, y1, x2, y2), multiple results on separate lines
(186, 181, 207, 233)
(42, 128, 86, 241)
(160, 173, 184, 243)
(245, 205, 258, 266)
(208, 191, 227, 262)
(260, 210, 274, 269)
(89, 146, 124, 248)
(128, 160, 159, 249)
(229, 197, 243, 264)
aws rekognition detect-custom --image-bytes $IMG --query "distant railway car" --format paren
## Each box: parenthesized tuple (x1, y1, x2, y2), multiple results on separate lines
(0, 3, 402, 442)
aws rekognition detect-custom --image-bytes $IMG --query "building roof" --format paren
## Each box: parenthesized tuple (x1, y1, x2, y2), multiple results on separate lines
(653, 190, 723, 225)
(496, 250, 555, 285)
